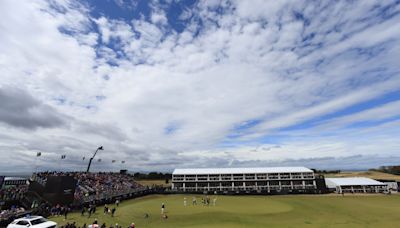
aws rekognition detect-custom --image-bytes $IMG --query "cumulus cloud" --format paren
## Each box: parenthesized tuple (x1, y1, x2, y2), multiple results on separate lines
(0, 0, 400, 172)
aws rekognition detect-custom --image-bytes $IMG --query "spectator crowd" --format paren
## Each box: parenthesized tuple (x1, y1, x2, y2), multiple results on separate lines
(32, 172, 144, 203)
(0, 206, 26, 221)
(0, 185, 28, 202)
(1, 172, 145, 224)
(59, 219, 136, 228)
(0, 185, 29, 223)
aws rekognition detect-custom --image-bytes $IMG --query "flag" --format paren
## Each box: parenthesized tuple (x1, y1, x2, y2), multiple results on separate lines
(121, 161, 125, 164)
(61, 155, 66, 159)
(36, 152, 41, 157)
(112, 160, 116, 163)
(98, 158, 102, 162)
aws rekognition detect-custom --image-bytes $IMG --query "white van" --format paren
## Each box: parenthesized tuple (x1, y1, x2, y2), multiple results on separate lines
(7, 216, 57, 228)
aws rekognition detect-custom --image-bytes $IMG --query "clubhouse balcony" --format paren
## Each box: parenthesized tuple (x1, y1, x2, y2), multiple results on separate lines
(172, 167, 317, 193)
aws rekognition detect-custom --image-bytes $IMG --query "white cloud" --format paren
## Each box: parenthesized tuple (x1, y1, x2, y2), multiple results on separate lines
(95, 17, 112, 43)
(0, 0, 400, 171)
(317, 100, 400, 129)
(150, 9, 168, 25)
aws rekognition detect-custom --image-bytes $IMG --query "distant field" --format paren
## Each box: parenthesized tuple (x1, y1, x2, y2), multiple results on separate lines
(324, 171, 400, 181)
(52, 194, 400, 228)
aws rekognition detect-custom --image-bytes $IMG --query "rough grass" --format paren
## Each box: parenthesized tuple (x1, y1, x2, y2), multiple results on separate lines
(52, 194, 400, 228)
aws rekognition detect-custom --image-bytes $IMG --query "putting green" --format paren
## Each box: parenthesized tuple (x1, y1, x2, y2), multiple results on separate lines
(52, 194, 400, 227)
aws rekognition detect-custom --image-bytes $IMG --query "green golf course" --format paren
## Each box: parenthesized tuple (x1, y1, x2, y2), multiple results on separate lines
(52, 194, 400, 227)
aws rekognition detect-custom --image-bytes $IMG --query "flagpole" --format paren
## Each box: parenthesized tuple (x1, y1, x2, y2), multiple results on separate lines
(111, 159, 116, 172)
(82, 156, 86, 172)
(121, 161, 126, 172)
(58, 155, 61, 171)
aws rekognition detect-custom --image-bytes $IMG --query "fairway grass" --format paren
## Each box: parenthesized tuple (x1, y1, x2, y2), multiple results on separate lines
(52, 194, 400, 228)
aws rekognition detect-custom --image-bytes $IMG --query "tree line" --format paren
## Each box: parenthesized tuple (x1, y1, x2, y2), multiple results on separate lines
(369, 166, 400, 175)
(132, 172, 172, 180)
(311, 169, 341, 174)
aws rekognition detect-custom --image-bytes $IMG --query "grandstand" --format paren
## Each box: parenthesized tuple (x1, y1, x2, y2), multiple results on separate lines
(172, 167, 318, 193)
(31, 172, 146, 204)
(0, 172, 150, 226)
(2, 177, 28, 187)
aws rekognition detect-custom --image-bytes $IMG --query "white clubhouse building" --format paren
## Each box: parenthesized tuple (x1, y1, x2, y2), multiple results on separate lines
(172, 167, 317, 193)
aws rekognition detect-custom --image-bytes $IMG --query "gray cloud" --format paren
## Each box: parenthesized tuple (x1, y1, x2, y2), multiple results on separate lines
(75, 120, 128, 141)
(0, 86, 66, 129)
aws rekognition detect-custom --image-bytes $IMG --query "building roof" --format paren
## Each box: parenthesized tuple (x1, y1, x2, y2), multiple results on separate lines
(325, 177, 387, 188)
(4, 177, 27, 181)
(173, 167, 313, 175)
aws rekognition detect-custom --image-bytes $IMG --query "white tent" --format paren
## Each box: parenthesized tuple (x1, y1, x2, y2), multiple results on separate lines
(325, 177, 387, 193)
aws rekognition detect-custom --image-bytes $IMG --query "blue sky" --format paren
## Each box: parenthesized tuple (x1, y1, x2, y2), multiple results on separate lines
(0, 0, 400, 172)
